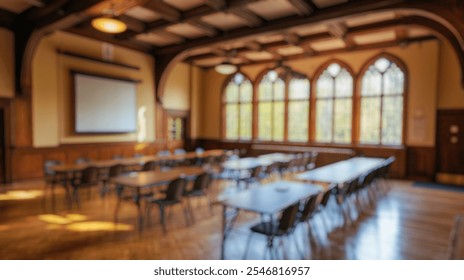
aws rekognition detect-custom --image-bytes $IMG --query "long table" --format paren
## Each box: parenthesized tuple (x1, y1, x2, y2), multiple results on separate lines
(219, 180, 322, 259)
(295, 157, 386, 185)
(111, 166, 205, 230)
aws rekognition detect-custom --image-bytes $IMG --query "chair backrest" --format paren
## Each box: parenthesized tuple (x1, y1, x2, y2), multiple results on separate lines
(250, 165, 263, 178)
(165, 178, 188, 201)
(320, 185, 335, 207)
(299, 194, 320, 221)
(43, 160, 62, 175)
(75, 157, 91, 164)
(278, 203, 300, 233)
(80, 166, 99, 185)
(174, 149, 186, 155)
(108, 164, 125, 178)
(142, 161, 157, 171)
(157, 150, 171, 156)
(346, 177, 359, 195)
(192, 173, 212, 192)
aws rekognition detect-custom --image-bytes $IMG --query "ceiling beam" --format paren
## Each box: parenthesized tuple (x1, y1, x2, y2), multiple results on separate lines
(287, 0, 316, 16)
(227, 7, 264, 27)
(155, 0, 407, 55)
(142, 0, 181, 22)
(204, 0, 227, 10)
(151, 30, 186, 43)
(118, 14, 146, 33)
(185, 19, 219, 37)
(0, 8, 16, 29)
(208, 35, 436, 68)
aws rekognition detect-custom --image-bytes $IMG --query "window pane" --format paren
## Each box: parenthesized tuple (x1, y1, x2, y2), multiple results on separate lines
(361, 68, 382, 96)
(240, 103, 252, 140)
(258, 102, 272, 140)
(225, 82, 239, 102)
(240, 80, 253, 102)
(334, 98, 352, 143)
(316, 99, 333, 142)
(288, 101, 309, 142)
(273, 79, 285, 100)
(259, 81, 272, 101)
(273, 101, 285, 141)
(335, 69, 353, 98)
(383, 63, 404, 95)
(359, 97, 381, 144)
(381, 96, 403, 145)
(225, 104, 238, 139)
(289, 78, 310, 99)
(316, 73, 333, 98)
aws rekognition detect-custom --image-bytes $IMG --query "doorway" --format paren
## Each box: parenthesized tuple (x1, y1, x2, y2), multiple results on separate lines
(436, 110, 464, 185)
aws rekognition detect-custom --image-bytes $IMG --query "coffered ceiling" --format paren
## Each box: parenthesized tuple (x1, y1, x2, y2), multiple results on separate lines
(0, 0, 440, 69)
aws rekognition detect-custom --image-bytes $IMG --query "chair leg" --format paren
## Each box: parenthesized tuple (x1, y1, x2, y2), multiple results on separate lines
(159, 205, 167, 233)
(186, 198, 195, 224)
(243, 233, 253, 260)
(182, 202, 191, 226)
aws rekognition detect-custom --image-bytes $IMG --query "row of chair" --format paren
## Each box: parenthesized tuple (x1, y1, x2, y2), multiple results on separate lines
(242, 156, 395, 259)
(144, 173, 213, 233)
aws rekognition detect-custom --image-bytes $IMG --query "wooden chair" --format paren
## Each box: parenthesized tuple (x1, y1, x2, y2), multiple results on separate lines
(243, 202, 301, 259)
(184, 173, 213, 222)
(42, 159, 64, 207)
(142, 160, 157, 171)
(145, 177, 189, 233)
(70, 166, 99, 208)
(101, 164, 125, 197)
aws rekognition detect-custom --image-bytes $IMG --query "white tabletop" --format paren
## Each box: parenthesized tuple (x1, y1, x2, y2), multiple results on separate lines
(296, 157, 385, 184)
(222, 157, 272, 170)
(221, 180, 322, 214)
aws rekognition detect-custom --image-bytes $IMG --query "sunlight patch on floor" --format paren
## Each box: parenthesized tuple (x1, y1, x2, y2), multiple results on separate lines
(0, 190, 43, 201)
(65, 221, 133, 232)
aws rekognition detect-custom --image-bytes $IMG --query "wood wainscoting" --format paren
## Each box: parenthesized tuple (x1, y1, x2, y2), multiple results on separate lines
(191, 139, 407, 178)
(407, 146, 436, 181)
(10, 141, 169, 181)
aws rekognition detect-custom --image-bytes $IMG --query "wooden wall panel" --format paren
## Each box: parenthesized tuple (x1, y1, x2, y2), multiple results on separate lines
(406, 146, 436, 181)
(194, 138, 408, 178)
(10, 141, 168, 181)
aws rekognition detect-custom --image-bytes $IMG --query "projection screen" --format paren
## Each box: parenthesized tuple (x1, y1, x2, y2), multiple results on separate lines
(73, 72, 137, 133)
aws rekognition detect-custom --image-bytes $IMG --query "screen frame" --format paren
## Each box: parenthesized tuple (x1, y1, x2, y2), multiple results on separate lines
(71, 70, 141, 135)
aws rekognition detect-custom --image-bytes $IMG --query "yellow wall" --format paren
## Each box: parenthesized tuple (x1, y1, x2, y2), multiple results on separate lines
(163, 63, 191, 111)
(0, 28, 14, 98)
(197, 40, 441, 147)
(32, 31, 155, 147)
(437, 40, 464, 108)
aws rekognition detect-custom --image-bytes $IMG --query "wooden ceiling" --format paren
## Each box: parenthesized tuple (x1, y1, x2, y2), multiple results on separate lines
(0, 0, 439, 70)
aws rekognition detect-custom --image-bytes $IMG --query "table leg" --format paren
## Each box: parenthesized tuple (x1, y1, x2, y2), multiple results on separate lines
(221, 205, 226, 260)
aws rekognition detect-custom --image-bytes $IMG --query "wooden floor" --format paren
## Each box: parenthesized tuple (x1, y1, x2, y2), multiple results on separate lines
(0, 177, 463, 260)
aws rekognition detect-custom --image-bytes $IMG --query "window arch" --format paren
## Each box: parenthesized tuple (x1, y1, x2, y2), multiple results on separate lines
(223, 72, 253, 140)
(257, 69, 310, 142)
(359, 55, 405, 145)
(314, 62, 353, 143)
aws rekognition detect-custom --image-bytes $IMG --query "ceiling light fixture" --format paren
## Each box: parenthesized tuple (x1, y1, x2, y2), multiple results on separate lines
(215, 62, 237, 75)
(215, 49, 238, 75)
(91, 5, 127, 34)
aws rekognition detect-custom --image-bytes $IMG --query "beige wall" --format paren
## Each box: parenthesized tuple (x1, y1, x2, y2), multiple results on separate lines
(197, 40, 442, 147)
(437, 40, 464, 109)
(190, 66, 203, 139)
(32, 31, 155, 147)
(163, 63, 191, 111)
(0, 28, 14, 98)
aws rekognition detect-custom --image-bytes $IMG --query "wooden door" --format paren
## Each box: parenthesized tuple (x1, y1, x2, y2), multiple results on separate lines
(436, 110, 464, 184)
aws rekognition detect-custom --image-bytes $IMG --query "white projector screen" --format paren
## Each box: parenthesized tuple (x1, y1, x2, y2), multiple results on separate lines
(73, 72, 137, 133)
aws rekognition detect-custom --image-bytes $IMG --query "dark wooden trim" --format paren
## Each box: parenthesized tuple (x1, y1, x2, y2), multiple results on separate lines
(58, 50, 141, 70)
(0, 8, 16, 30)
(0, 98, 12, 183)
(406, 146, 436, 181)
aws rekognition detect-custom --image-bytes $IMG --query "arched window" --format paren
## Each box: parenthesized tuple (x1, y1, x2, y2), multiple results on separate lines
(288, 75, 310, 142)
(257, 70, 285, 141)
(257, 69, 310, 142)
(359, 56, 405, 145)
(315, 62, 353, 143)
(223, 73, 252, 140)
